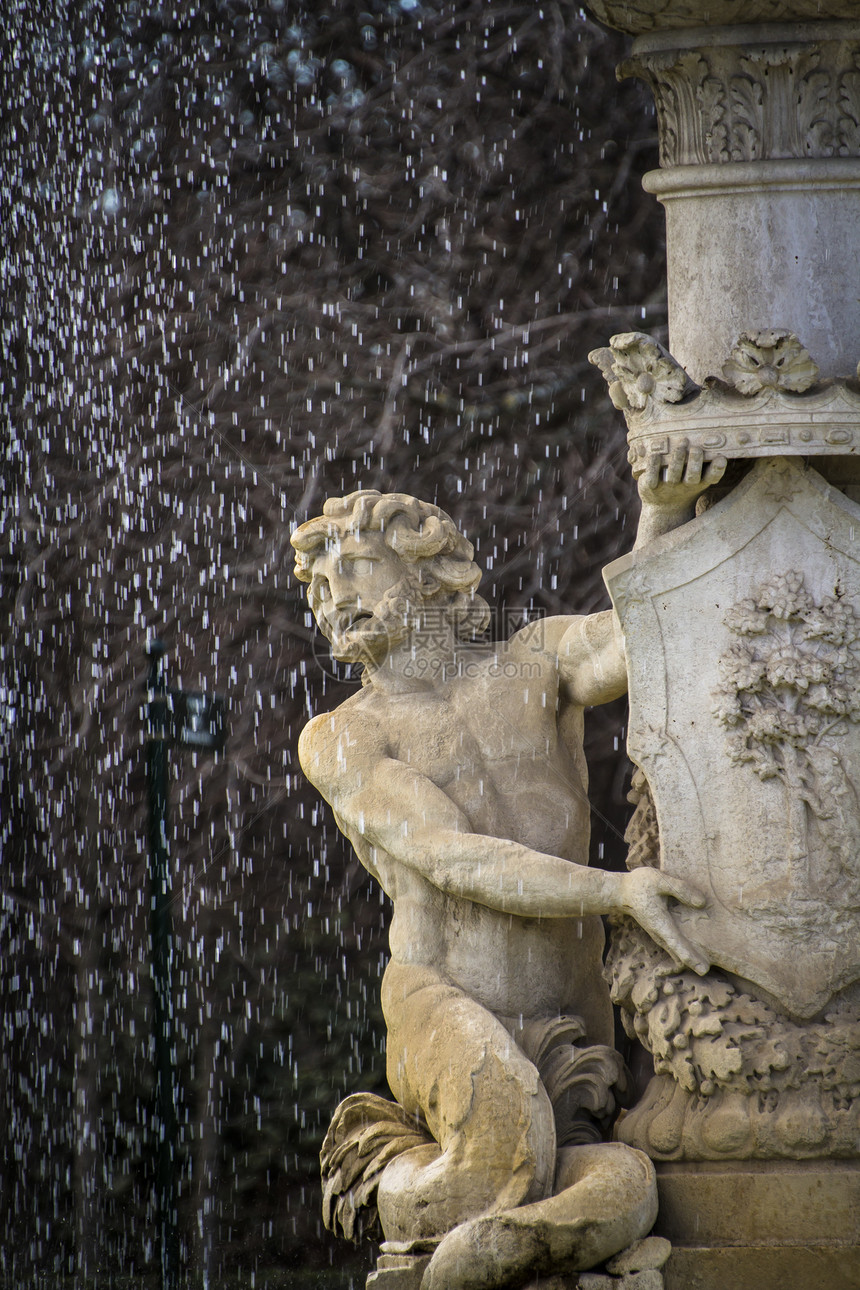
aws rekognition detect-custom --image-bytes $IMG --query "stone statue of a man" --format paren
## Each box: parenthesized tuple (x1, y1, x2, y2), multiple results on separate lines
(292, 449, 723, 1288)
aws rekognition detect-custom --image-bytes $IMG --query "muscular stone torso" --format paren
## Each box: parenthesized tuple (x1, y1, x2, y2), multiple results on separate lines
(339, 639, 613, 1043)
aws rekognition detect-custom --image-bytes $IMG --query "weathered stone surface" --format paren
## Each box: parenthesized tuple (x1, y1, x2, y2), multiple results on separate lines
(293, 479, 720, 1287)
(721, 331, 819, 396)
(605, 457, 860, 1161)
(607, 457, 860, 1019)
(521, 1278, 576, 1289)
(584, 2, 858, 35)
(577, 1275, 615, 1290)
(584, 6, 860, 1284)
(590, 330, 860, 464)
(651, 1161, 860, 1286)
(654, 1161, 860, 1245)
(606, 1236, 672, 1274)
(652, 1159, 860, 1287)
(623, 27, 860, 169)
(647, 158, 860, 384)
(294, 0, 860, 1279)
(663, 1245, 860, 1290)
(366, 1252, 431, 1289)
(601, 21, 860, 382)
(618, 1272, 663, 1290)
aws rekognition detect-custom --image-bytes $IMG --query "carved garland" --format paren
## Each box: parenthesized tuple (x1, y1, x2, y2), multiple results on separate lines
(606, 771, 860, 1108)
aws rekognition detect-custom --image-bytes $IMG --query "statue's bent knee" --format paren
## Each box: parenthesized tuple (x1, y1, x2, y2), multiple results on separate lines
(421, 1141, 657, 1290)
(378, 1000, 557, 1243)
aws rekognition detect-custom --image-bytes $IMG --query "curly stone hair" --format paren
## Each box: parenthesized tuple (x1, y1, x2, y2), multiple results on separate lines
(290, 490, 491, 638)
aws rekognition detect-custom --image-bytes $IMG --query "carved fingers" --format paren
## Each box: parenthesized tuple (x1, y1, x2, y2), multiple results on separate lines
(634, 439, 727, 511)
(619, 867, 710, 977)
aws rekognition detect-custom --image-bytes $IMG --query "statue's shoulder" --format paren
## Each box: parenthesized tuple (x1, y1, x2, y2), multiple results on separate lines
(298, 693, 370, 746)
(297, 693, 387, 789)
(506, 614, 588, 660)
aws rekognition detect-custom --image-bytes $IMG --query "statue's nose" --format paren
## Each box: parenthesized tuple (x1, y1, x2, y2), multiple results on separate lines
(327, 566, 352, 602)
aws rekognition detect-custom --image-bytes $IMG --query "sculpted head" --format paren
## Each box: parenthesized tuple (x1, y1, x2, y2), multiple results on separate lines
(291, 491, 490, 664)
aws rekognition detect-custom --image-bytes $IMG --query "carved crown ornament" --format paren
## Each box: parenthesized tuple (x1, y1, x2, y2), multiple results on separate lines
(588, 329, 860, 465)
(616, 27, 860, 168)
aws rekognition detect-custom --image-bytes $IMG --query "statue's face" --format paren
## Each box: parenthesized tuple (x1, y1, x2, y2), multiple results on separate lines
(307, 532, 410, 663)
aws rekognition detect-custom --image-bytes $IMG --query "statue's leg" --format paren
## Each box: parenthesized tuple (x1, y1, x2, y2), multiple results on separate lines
(420, 1141, 657, 1290)
(377, 962, 556, 1246)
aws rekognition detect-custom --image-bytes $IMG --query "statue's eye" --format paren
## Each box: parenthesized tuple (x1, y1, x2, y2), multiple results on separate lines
(350, 558, 375, 576)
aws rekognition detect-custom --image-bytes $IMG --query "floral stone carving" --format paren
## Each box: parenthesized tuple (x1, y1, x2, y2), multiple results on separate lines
(588, 332, 696, 413)
(603, 458, 860, 1160)
(607, 771, 860, 1160)
(611, 24, 860, 168)
(714, 571, 860, 891)
(722, 331, 820, 395)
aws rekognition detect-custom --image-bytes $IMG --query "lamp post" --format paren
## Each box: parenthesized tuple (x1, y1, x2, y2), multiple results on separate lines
(144, 641, 225, 1290)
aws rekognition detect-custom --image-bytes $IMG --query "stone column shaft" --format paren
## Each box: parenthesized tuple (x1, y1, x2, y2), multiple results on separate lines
(621, 21, 860, 382)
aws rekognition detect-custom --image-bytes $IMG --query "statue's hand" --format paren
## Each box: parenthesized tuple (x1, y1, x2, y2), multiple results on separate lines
(617, 867, 710, 976)
(634, 440, 726, 514)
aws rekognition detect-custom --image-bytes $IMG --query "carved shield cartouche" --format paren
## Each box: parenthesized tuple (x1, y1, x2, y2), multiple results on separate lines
(606, 457, 860, 1019)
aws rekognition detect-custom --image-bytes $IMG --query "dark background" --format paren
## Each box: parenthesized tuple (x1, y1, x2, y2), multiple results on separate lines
(2, 0, 664, 1283)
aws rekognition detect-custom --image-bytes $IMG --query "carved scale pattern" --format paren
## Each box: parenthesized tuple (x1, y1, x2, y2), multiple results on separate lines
(621, 37, 860, 166)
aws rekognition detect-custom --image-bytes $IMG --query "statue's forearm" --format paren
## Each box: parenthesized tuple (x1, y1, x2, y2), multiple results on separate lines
(633, 499, 696, 550)
(632, 446, 727, 549)
(375, 827, 709, 974)
(391, 829, 622, 919)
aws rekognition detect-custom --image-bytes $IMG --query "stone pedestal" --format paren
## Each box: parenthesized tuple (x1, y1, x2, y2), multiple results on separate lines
(654, 1160, 860, 1290)
(366, 1252, 432, 1289)
(365, 1253, 578, 1289)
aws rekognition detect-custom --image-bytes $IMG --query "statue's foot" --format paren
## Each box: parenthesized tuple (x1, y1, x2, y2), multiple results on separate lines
(420, 1143, 657, 1290)
(420, 1212, 560, 1290)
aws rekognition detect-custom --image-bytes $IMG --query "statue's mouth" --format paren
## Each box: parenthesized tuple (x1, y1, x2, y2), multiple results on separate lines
(326, 609, 385, 662)
(331, 609, 373, 637)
